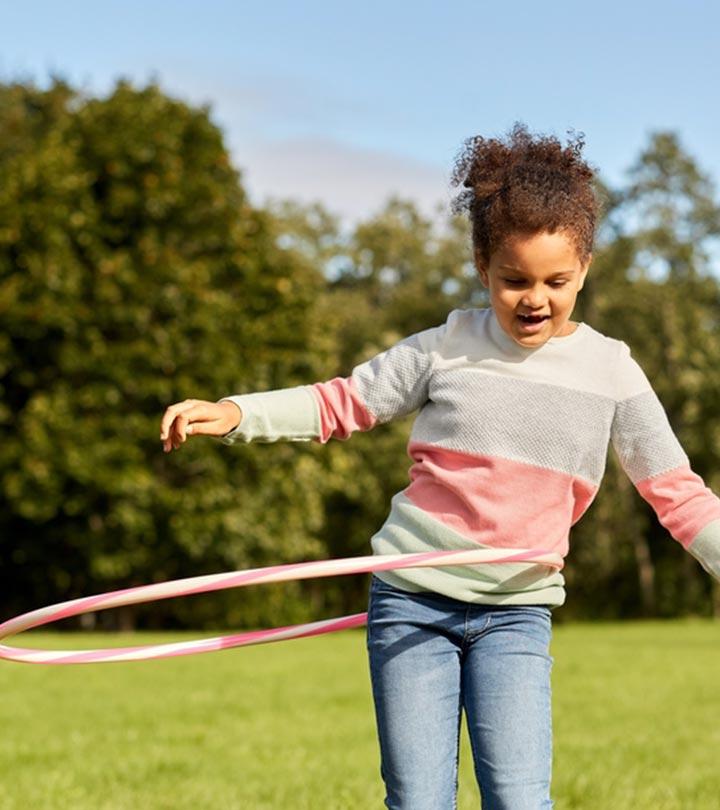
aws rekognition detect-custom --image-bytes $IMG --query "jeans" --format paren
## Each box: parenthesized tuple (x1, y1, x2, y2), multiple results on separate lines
(366, 575, 554, 810)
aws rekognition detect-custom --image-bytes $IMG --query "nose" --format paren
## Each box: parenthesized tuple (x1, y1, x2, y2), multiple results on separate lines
(521, 285, 548, 308)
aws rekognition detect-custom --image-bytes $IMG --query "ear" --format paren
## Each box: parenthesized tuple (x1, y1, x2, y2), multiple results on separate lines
(577, 253, 592, 291)
(474, 249, 490, 288)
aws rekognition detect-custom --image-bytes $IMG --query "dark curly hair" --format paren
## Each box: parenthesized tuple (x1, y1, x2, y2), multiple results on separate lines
(450, 121, 602, 268)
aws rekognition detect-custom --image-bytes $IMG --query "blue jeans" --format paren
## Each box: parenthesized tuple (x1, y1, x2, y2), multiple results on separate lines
(366, 575, 554, 810)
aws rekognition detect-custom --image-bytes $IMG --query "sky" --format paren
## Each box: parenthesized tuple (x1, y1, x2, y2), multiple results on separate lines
(2, 1, 719, 233)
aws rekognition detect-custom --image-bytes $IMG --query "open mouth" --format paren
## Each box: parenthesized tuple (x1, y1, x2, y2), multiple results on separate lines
(517, 314, 549, 324)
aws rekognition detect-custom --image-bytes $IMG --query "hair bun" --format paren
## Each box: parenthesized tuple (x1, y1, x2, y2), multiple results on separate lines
(450, 121, 601, 266)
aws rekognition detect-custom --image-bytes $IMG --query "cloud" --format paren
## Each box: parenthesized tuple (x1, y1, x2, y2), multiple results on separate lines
(93, 64, 459, 227)
(124, 64, 452, 225)
(233, 135, 453, 226)
(157, 64, 382, 138)
(182, 73, 368, 132)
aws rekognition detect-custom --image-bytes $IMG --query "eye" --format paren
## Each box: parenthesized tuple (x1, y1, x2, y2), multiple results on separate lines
(502, 278, 568, 288)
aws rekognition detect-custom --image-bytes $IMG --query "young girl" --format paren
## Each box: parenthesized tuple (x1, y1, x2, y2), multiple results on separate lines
(159, 122, 720, 810)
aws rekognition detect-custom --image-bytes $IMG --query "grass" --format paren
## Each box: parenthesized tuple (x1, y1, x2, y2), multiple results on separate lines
(1, 620, 719, 809)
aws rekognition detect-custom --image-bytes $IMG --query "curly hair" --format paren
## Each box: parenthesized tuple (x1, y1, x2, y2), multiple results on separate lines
(450, 121, 602, 268)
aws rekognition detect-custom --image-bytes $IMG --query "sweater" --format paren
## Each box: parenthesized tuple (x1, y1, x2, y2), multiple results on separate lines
(216, 307, 720, 607)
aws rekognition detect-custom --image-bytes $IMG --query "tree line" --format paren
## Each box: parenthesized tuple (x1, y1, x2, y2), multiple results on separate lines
(1, 78, 719, 629)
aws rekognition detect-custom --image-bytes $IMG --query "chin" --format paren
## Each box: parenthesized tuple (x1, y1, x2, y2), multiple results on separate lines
(514, 334, 548, 346)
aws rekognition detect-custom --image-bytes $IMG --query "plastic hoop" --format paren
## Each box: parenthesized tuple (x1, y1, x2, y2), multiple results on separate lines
(0, 547, 563, 664)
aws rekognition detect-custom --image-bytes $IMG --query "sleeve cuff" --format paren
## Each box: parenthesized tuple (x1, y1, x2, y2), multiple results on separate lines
(215, 386, 320, 444)
(687, 519, 720, 581)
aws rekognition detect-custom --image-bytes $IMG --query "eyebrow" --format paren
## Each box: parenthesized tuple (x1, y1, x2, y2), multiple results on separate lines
(499, 265, 574, 277)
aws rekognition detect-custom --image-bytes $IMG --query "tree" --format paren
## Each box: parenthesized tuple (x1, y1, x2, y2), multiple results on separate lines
(2, 83, 719, 627)
(571, 131, 720, 617)
(0, 79, 329, 628)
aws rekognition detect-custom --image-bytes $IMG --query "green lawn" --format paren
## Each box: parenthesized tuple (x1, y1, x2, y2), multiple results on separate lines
(1, 620, 719, 809)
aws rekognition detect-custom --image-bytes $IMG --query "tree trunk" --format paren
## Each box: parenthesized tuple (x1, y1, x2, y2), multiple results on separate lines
(116, 605, 136, 633)
(618, 473, 657, 615)
(630, 532, 656, 616)
(711, 580, 720, 619)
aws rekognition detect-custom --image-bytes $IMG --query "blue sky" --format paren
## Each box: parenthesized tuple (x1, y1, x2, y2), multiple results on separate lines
(2, 1, 719, 231)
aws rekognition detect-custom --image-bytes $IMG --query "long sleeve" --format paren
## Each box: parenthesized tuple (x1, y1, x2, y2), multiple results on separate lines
(216, 321, 445, 446)
(610, 341, 720, 581)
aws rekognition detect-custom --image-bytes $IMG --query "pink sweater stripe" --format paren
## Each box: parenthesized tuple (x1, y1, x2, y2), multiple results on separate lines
(310, 377, 377, 443)
(403, 441, 597, 556)
(636, 465, 720, 548)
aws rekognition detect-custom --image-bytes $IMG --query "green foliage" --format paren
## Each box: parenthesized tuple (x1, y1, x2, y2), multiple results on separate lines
(0, 79, 328, 625)
(569, 131, 720, 618)
(1, 78, 719, 626)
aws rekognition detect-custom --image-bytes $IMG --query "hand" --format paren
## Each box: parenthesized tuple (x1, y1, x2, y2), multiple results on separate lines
(160, 399, 242, 452)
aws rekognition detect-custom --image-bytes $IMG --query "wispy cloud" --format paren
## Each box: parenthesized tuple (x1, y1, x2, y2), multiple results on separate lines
(160, 66, 381, 136)
(154, 66, 450, 224)
(235, 135, 452, 226)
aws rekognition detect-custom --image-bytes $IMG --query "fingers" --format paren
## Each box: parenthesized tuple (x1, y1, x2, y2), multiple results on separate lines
(160, 399, 238, 453)
(160, 400, 197, 440)
(160, 399, 204, 452)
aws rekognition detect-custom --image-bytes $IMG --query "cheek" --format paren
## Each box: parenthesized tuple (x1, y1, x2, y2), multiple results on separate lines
(494, 292, 515, 308)
(557, 288, 579, 302)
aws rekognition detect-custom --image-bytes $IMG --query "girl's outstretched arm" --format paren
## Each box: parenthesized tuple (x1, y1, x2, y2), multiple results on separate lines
(215, 320, 448, 446)
(611, 341, 720, 582)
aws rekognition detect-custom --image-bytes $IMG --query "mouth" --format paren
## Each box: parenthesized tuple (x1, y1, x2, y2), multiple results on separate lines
(515, 313, 550, 335)
(517, 313, 549, 324)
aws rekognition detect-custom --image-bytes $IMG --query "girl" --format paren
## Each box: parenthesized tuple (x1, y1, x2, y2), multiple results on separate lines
(159, 122, 720, 809)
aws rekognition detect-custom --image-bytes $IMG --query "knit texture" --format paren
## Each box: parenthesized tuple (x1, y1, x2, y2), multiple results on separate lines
(218, 307, 720, 606)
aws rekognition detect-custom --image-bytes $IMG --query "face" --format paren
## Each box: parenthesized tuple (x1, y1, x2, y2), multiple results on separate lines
(476, 230, 591, 348)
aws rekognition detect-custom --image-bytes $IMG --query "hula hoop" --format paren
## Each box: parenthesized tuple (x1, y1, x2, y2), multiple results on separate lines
(0, 547, 563, 665)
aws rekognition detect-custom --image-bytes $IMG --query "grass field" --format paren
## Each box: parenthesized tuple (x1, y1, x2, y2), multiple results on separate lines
(1, 619, 719, 809)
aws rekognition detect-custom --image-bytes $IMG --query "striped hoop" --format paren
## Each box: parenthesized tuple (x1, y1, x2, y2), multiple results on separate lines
(0, 547, 563, 665)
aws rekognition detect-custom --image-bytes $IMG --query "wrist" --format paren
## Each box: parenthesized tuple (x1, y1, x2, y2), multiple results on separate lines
(219, 399, 243, 430)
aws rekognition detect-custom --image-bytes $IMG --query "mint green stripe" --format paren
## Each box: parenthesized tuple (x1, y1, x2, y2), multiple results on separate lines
(217, 386, 319, 444)
(687, 519, 720, 581)
(370, 492, 566, 606)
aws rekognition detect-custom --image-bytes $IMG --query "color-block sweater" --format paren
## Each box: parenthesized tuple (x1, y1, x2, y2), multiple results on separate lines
(217, 307, 720, 607)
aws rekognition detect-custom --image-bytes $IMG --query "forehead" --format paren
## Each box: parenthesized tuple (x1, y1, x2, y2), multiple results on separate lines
(493, 231, 581, 271)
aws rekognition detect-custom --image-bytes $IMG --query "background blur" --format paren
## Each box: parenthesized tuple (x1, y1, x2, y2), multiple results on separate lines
(2, 1, 719, 629)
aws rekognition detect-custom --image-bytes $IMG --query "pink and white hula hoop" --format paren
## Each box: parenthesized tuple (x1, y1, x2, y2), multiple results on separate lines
(0, 548, 563, 665)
